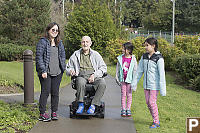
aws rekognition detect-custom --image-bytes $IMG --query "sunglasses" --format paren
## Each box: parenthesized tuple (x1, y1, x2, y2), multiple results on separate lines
(51, 28, 59, 33)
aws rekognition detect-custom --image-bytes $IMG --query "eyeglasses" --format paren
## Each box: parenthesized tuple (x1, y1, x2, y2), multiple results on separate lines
(51, 28, 59, 33)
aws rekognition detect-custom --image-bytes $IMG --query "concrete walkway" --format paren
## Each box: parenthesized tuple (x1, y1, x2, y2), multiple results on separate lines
(0, 75, 136, 133)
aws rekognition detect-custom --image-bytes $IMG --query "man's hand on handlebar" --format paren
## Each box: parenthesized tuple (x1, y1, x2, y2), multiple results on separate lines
(70, 70, 76, 76)
(88, 74, 94, 83)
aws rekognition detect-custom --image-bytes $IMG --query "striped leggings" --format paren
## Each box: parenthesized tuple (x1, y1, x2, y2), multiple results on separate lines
(144, 89, 159, 124)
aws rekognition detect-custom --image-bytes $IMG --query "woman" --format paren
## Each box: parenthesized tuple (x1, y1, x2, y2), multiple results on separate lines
(36, 22, 66, 122)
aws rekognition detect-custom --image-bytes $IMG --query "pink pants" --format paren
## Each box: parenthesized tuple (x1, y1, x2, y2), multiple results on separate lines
(144, 89, 159, 124)
(121, 82, 132, 110)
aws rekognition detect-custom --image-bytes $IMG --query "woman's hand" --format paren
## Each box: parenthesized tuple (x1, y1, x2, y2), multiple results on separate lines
(42, 72, 47, 78)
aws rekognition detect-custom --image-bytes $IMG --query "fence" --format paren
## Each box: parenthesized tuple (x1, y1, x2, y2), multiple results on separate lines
(129, 30, 172, 43)
(129, 30, 199, 43)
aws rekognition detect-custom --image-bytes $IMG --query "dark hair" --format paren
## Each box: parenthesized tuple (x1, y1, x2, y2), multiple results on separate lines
(123, 42, 134, 55)
(144, 37, 158, 52)
(45, 22, 60, 46)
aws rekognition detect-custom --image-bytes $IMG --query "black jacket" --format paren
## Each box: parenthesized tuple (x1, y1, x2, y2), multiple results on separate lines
(36, 37, 66, 75)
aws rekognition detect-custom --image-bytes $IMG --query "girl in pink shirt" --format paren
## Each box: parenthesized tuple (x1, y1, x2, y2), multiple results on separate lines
(116, 42, 137, 117)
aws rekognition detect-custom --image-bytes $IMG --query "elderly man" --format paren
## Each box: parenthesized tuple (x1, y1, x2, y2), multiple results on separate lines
(66, 36, 107, 114)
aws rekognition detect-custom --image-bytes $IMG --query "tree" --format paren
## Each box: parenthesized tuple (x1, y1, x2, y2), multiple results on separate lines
(123, 0, 144, 28)
(142, 0, 172, 31)
(176, 0, 200, 32)
(0, 0, 50, 45)
(64, 0, 118, 58)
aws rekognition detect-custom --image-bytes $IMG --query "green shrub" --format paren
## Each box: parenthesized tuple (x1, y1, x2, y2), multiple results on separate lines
(106, 37, 145, 64)
(105, 37, 182, 66)
(0, 0, 50, 46)
(130, 36, 146, 60)
(172, 54, 200, 90)
(0, 44, 35, 61)
(106, 39, 126, 64)
(175, 35, 200, 54)
(64, 0, 118, 58)
(158, 38, 184, 70)
(0, 36, 14, 44)
(189, 75, 200, 90)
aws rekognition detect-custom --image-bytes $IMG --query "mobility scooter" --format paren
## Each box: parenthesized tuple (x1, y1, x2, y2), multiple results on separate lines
(69, 73, 107, 118)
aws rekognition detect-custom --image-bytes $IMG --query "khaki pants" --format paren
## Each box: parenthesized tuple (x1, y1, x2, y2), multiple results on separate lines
(76, 76, 106, 106)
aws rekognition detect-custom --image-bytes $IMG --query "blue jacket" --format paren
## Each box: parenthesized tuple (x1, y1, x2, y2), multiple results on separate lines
(132, 51, 166, 96)
(116, 54, 137, 90)
(36, 37, 66, 75)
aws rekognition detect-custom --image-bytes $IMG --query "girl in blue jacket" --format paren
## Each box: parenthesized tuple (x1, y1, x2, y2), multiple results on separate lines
(132, 37, 166, 128)
(116, 42, 137, 117)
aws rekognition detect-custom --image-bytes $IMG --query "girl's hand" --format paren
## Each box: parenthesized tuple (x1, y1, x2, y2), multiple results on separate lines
(116, 80, 121, 86)
(131, 86, 137, 92)
(42, 72, 47, 78)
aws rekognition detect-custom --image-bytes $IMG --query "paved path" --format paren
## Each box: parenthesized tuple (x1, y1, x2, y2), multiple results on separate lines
(0, 75, 136, 133)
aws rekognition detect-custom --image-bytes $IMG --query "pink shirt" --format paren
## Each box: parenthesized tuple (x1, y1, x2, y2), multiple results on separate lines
(122, 56, 132, 81)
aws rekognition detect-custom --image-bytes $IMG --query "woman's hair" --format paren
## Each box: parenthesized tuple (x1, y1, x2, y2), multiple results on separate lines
(123, 42, 134, 55)
(144, 37, 158, 52)
(45, 22, 60, 46)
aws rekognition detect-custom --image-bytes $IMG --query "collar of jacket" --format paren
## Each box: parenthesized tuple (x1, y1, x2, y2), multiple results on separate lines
(40, 37, 62, 46)
(117, 54, 135, 67)
(143, 51, 163, 63)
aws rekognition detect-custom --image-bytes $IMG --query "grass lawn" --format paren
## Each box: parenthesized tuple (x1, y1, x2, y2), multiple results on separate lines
(0, 61, 70, 92)
(0, 100, 39, 133)
(108, 65, 200, 133)
(0, 62, 200, 133)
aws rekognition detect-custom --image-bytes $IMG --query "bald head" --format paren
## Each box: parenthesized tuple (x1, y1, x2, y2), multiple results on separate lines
(82, 36, 92, 43)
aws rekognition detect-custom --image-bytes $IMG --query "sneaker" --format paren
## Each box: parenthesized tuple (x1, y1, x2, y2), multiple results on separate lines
(126, 110, 132, 117)
(76, 103, 84, 114)
(87, 105, 95, 114)
(121, 109, 126, 117)
(39, 113, 51, 122)
(149, 122, 160, 128)
(51, 112, 58, 120)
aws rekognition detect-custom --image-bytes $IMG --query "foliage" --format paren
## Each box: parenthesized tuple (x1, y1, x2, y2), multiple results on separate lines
(123, 0, 200, 32)
(0, 0, 50, 46)
(123, 0, 172, 30)
(0, 36, 15, 44)
(106, 37, 145, 64)
(176, 0, 200, 32)
(158, 38, 184, 70)
(64, 0, 118, 58)
(105, 0, 122, 28)
(142, 0, 172, 31)
(130, 36, 146, 60)
(172, 54, 200, 90)
(175, 35, 200, 54)
(0, 44, 35, 61)
(106, 38, 126, 64)
(123, 0, 146, 28)
(0, 100, 39, 133)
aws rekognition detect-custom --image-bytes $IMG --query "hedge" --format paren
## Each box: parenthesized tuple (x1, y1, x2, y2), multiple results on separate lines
(172, 54, 200, 90)
(175, 35, 200, 54)
(0, 44, 35, 61)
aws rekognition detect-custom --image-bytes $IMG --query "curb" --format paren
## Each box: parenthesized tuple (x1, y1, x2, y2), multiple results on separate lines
(0, 93, 24, 97)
